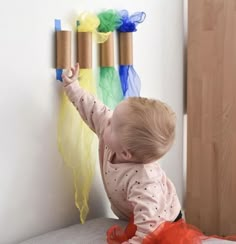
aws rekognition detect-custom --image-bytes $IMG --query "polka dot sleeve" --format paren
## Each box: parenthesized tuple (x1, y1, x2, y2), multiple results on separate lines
(64, 82, 112, 136)
(126, 179, 169, 243)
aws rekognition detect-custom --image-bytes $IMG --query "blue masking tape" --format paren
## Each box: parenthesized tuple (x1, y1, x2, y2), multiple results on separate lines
(56, 69, 63, 81)
(55, 19, 61, 31)
(55, 19, 63, 82)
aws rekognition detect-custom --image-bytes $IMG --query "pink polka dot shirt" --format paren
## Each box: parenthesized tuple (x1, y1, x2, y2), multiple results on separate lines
(64, 82, 181, 244)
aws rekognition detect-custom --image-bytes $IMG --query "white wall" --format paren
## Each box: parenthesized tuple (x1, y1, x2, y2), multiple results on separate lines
(0, 0, 184, 243)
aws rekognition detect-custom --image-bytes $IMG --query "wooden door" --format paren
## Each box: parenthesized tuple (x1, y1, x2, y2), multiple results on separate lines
(186, 0, 236, 236)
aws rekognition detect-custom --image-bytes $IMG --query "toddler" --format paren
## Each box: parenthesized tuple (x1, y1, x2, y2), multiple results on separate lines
(61, 63, 181, 244)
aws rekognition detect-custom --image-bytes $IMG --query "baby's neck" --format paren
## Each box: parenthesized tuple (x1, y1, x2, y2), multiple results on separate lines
(111, 153, 142, 164)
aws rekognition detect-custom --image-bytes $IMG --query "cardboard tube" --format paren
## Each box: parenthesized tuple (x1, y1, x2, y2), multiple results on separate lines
(77, 32, 92, 69)
(99, 33, 114, 67)
(56, 31, 71, 69)
(119, 32, 133, 65)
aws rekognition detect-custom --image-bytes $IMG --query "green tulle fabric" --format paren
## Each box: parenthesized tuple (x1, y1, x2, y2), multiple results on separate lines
(97, 10, 124, 109)
(97, 10, 122, 33)
(97, 67, 123, 109)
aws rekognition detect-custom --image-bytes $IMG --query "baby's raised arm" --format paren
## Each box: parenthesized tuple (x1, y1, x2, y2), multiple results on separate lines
(61, 63, 112, 137)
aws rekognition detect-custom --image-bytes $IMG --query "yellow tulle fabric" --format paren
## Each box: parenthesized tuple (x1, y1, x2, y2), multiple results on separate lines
(58, 12, 111, 223)
(58, 69, 97, 223)
(76, 12, 110, 43)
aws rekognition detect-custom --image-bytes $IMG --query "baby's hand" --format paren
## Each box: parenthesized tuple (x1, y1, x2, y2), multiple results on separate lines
(62, 63, 80, 86)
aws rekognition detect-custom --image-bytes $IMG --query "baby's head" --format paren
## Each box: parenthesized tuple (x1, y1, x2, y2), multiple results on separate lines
(103, 97, 176, 164)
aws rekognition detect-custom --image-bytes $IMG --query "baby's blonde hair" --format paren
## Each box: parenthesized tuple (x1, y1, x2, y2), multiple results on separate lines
(119, 97, 176, 163)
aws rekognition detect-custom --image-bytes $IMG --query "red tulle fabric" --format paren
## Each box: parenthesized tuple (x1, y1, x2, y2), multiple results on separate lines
(107, 215, 137, 244)
(107, 215, 236, 244)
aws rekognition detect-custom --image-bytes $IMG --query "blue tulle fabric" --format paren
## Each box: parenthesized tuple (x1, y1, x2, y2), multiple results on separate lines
(119, 65, 141, 98)
(118, 10, 146, 97)
(118, 10, 146, 32)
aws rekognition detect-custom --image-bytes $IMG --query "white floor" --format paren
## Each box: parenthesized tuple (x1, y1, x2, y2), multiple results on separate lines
(204, 240, 236, 244)
(20, 218, 236, 244)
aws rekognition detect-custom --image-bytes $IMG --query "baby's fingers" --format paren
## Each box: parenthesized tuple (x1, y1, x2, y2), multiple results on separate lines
(70, 67, 75, 76)
(61, 74, 71, 84)
(61, 63, 79, 86)
(68, 63, 79, 80)
(72, 63, 80, 79)
(74, 62, 79, 73)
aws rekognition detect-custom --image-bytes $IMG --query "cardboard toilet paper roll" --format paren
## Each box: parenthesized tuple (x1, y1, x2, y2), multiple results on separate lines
(56, 31, 71, 69)
(99, 33, 114, 67)
(77, 32, 92, 69)
(119, 32, 133, 65)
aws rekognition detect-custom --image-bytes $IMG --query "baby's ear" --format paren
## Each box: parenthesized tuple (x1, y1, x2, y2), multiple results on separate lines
(121, 149, 132, 161)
